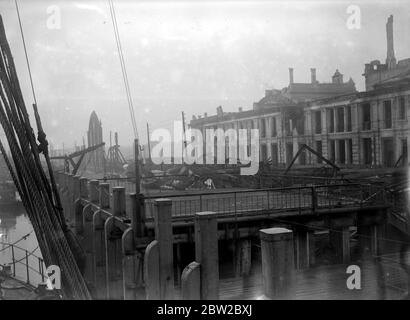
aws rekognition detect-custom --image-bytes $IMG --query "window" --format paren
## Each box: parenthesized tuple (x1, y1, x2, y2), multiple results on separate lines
(399, 97, 406, 120)
(314, 111, 322, 134)
(338, 140, 345, 164)
(261, 144, 267, 161)
(329, 140, 336, 163)
(402, 139, 408, 165)
(346, 106, 352, 131)
(363, 138, 372, 165)
(271, 143, 278, 165)
(384, 100, 392, 129)
(316, 141, 323, 164)
(362, 104, 371, 131)
(260, 119, 266, 137)
(347, 139, 353, 164)
(328, 109, 335, 133)
(337, 108, 345, 132)
(271, 117, 277, 137)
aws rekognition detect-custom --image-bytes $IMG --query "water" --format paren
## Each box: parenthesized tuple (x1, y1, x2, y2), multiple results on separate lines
(0, 203, 44, 286)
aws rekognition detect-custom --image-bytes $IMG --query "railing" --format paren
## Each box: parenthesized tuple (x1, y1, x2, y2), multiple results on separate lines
(0, 241, 46, 287)
(143, 183, 387, 219)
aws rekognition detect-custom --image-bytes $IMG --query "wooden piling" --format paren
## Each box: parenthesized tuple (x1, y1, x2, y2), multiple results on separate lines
(181, 262, 201, 300)
(153, 199, 174, 299)
(144, 240, 160, 299)
(294, 227, 315, 269)
(89, 180, 99, 204)
(113, 187, 126, 217)
(92, 210, 106, 299)
(99, 183, 110, 209)
(195, 211, 219, 300)
(260, 227, 294, 299)
(130, 193, 145, 238)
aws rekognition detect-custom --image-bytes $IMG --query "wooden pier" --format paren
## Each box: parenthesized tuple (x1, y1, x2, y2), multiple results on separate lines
(54, 172, 409, 300)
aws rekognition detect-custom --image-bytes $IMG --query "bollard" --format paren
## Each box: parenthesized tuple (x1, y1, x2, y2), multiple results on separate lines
(195, 211, 219, 300)
(82, 204, 95, 285)
(92, 210, 106, 299)
(105, 217, 123, 300)
(99, 183, 110, 209)
(89, 180, 99, 204)
(153, 199, 174, 299)
(260, 227, 294, 299)
(181, 262, 201, 300)
(73, 175, 81, 201)
(130, 193, 145, 238)
(144, 240, 160, 299)
(79, 177, 89, 200)
(113, 187, 126, 217)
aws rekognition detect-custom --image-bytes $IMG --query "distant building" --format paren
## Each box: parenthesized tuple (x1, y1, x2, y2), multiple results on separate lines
(87, 111, 105, 172)
(190, 15, 410, 168)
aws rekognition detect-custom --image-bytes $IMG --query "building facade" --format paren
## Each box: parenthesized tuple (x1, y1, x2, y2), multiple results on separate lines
(189, 16, 410, 168)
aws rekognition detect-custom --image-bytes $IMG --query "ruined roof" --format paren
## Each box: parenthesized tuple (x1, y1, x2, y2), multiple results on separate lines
(284, 82, 357, 102)
(256, 89, 296, 106)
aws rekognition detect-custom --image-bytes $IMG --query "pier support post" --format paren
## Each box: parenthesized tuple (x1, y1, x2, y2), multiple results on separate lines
(195, 211, 219, 300)
(99, 183, 110, 209)
(105, 186, 126, 299)
(294, 227, 315, 269)
(329, 227, 351, 264)
(67, 174, 74, 222)
(92, 210, 106, 299)
(235, 239, 252, 277)
(154, 199, 174, 299)
(121, 228, 142, 300)
(82, 203, 94, 286)
(358, 224, 385, 256)
(113, 187, 126, 217)
(89, 180, 99, 204)
(143, 199, 174, 299)
(260, 227, 294, 299)
(181, 261, 201, 300)
(130, 193, 145, 238)
(74, 177, 88, 235)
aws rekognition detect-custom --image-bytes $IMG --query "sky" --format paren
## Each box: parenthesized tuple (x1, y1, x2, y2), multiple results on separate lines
(0, 0, 409, 152)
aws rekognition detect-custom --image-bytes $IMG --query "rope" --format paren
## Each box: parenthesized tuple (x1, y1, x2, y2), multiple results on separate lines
(0, 13, 91, 299)
(107, 0, 138, 139)
(13, 0, 37, 106)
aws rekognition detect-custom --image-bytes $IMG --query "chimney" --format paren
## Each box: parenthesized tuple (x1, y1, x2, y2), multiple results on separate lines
(386, 15, 396, 69)
(310, 68, 317, 84)
(238, 107, 243, 112)
(204, 112, 207, 118)
(289, 68, 294, 84)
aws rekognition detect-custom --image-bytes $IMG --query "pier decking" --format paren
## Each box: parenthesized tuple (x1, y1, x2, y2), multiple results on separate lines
(218, 253, 409, 300)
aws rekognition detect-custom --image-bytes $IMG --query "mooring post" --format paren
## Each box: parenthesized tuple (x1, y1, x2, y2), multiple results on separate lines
(92, 210, 106, 299)
(74, 177, 88, 235)
(113, 187, 126, 217)
(99, 183, 110, 209)
(260, 227, 294, 299)
(130, 193, 145, 238)
(89, 180, 99, 204)
(82, 203, 94, 286)
(80, 177, 89, 199)
(235, 239, 252, 277)
(181, 261, 201, 300)
(66, 174, 74, 221)
(153, 199, 174, 299)
(195, 211, 219, 300)
(294, 227, 315, 269)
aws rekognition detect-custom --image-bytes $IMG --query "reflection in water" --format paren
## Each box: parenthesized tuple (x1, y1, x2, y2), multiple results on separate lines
(0, 203, 43, 285)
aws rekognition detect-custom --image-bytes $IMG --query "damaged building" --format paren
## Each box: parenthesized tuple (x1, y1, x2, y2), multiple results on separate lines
(190, 15, 410, 169)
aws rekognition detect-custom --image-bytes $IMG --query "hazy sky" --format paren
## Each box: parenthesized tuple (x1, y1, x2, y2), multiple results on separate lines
(1, 0, 409, 151)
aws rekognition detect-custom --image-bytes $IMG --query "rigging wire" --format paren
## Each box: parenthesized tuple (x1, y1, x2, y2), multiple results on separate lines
(107, 0, 139, 139)
(14, 0, 37, 106)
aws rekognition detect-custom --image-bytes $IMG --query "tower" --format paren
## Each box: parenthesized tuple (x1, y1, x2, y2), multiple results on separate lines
(386, 15, 396, 69)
